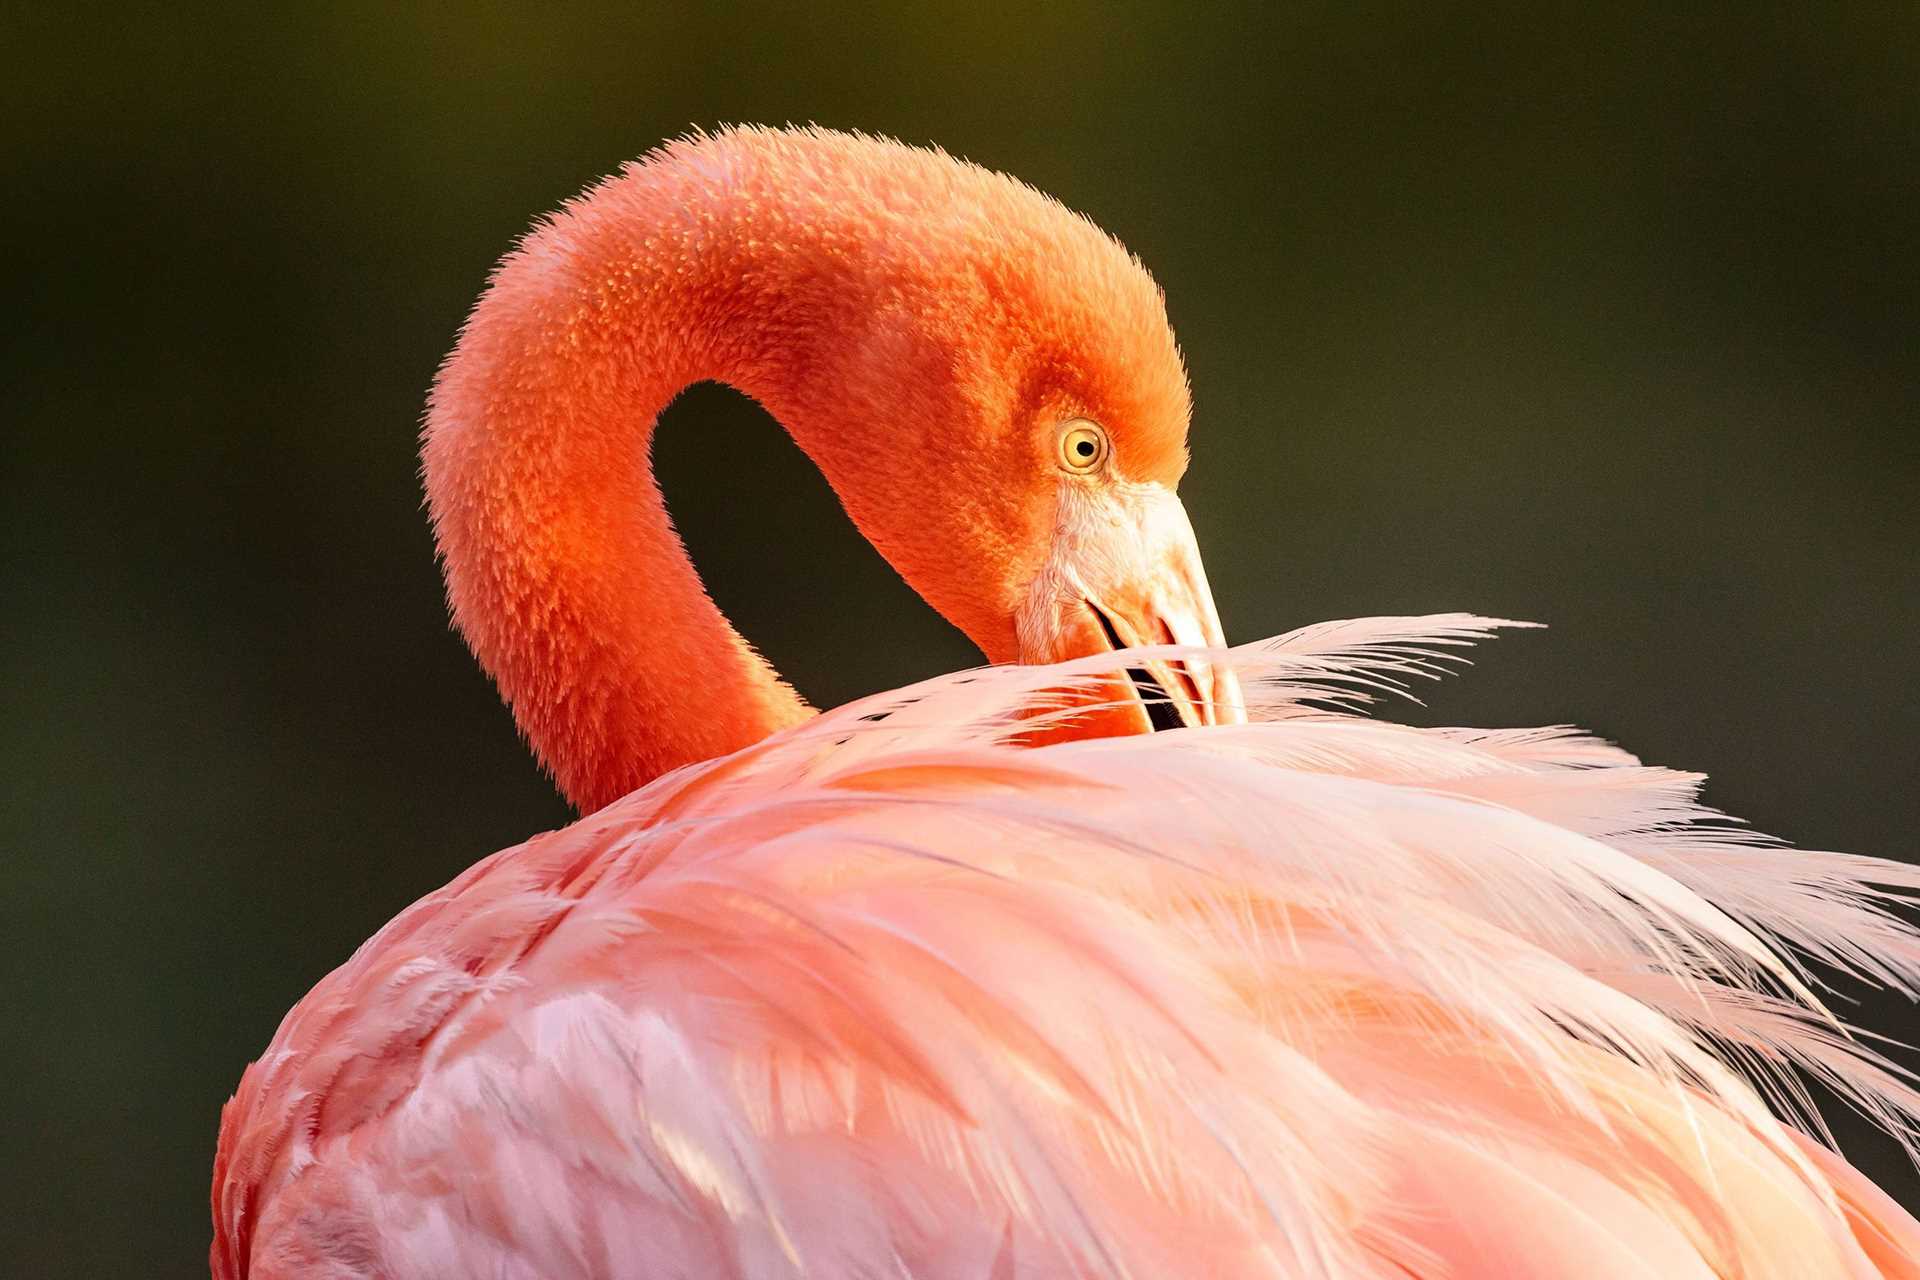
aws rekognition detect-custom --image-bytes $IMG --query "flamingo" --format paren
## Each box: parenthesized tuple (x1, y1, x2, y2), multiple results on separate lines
(212, 126, 1920, 1278)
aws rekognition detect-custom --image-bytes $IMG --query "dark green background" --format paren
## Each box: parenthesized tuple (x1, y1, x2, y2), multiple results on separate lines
(5, 4, 1915, 1274)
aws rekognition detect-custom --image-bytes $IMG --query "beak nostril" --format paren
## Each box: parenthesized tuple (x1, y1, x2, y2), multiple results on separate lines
(1088, 602, 1127, 654)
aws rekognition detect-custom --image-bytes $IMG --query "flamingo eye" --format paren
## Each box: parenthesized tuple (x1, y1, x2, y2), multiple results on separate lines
(1058, 421, 1110, 474)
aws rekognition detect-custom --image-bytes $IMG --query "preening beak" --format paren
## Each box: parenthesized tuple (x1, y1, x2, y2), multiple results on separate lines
(1017, 483, 1246, 735)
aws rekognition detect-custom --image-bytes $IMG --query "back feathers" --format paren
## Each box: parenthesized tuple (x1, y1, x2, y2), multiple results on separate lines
(213, 616, 1920, 1279)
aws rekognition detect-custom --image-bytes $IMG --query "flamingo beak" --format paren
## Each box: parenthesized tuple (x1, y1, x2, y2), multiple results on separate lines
(1017, 484, 1246, 735)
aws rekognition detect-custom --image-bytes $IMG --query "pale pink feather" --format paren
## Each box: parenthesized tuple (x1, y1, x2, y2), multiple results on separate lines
(212, 616, 1920, 1278)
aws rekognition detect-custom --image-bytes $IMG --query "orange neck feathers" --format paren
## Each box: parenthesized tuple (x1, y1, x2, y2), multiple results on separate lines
(424, 127, 1191, 811)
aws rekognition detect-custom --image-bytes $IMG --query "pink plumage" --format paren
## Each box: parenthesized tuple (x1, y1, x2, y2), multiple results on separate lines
(213, 128, 1920, 1278)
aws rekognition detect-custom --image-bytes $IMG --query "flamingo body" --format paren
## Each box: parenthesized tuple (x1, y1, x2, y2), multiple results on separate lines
(215, 625, 1920, 1278)
(212, 129, 1920, 1278)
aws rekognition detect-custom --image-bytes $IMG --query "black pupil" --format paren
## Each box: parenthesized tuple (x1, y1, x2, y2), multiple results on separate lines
(1075, 440, 1094, 457)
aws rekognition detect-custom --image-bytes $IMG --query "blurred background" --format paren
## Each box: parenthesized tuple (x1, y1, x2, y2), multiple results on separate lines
(4, 3, 1916, 1273)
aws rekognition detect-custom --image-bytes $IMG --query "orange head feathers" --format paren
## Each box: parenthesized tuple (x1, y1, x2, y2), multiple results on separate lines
(424, 126, 1234, 811)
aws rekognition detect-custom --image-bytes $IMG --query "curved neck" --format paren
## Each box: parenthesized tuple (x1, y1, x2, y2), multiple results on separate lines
(424, 161, 835, 812)
(421, 128, 1179, 810)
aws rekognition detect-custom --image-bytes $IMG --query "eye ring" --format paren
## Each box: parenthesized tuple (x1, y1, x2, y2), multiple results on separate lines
(1057, 420, 1110, 474)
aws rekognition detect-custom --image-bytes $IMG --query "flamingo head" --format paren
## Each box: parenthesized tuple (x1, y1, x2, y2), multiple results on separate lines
(757, 132, 1243, 734)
